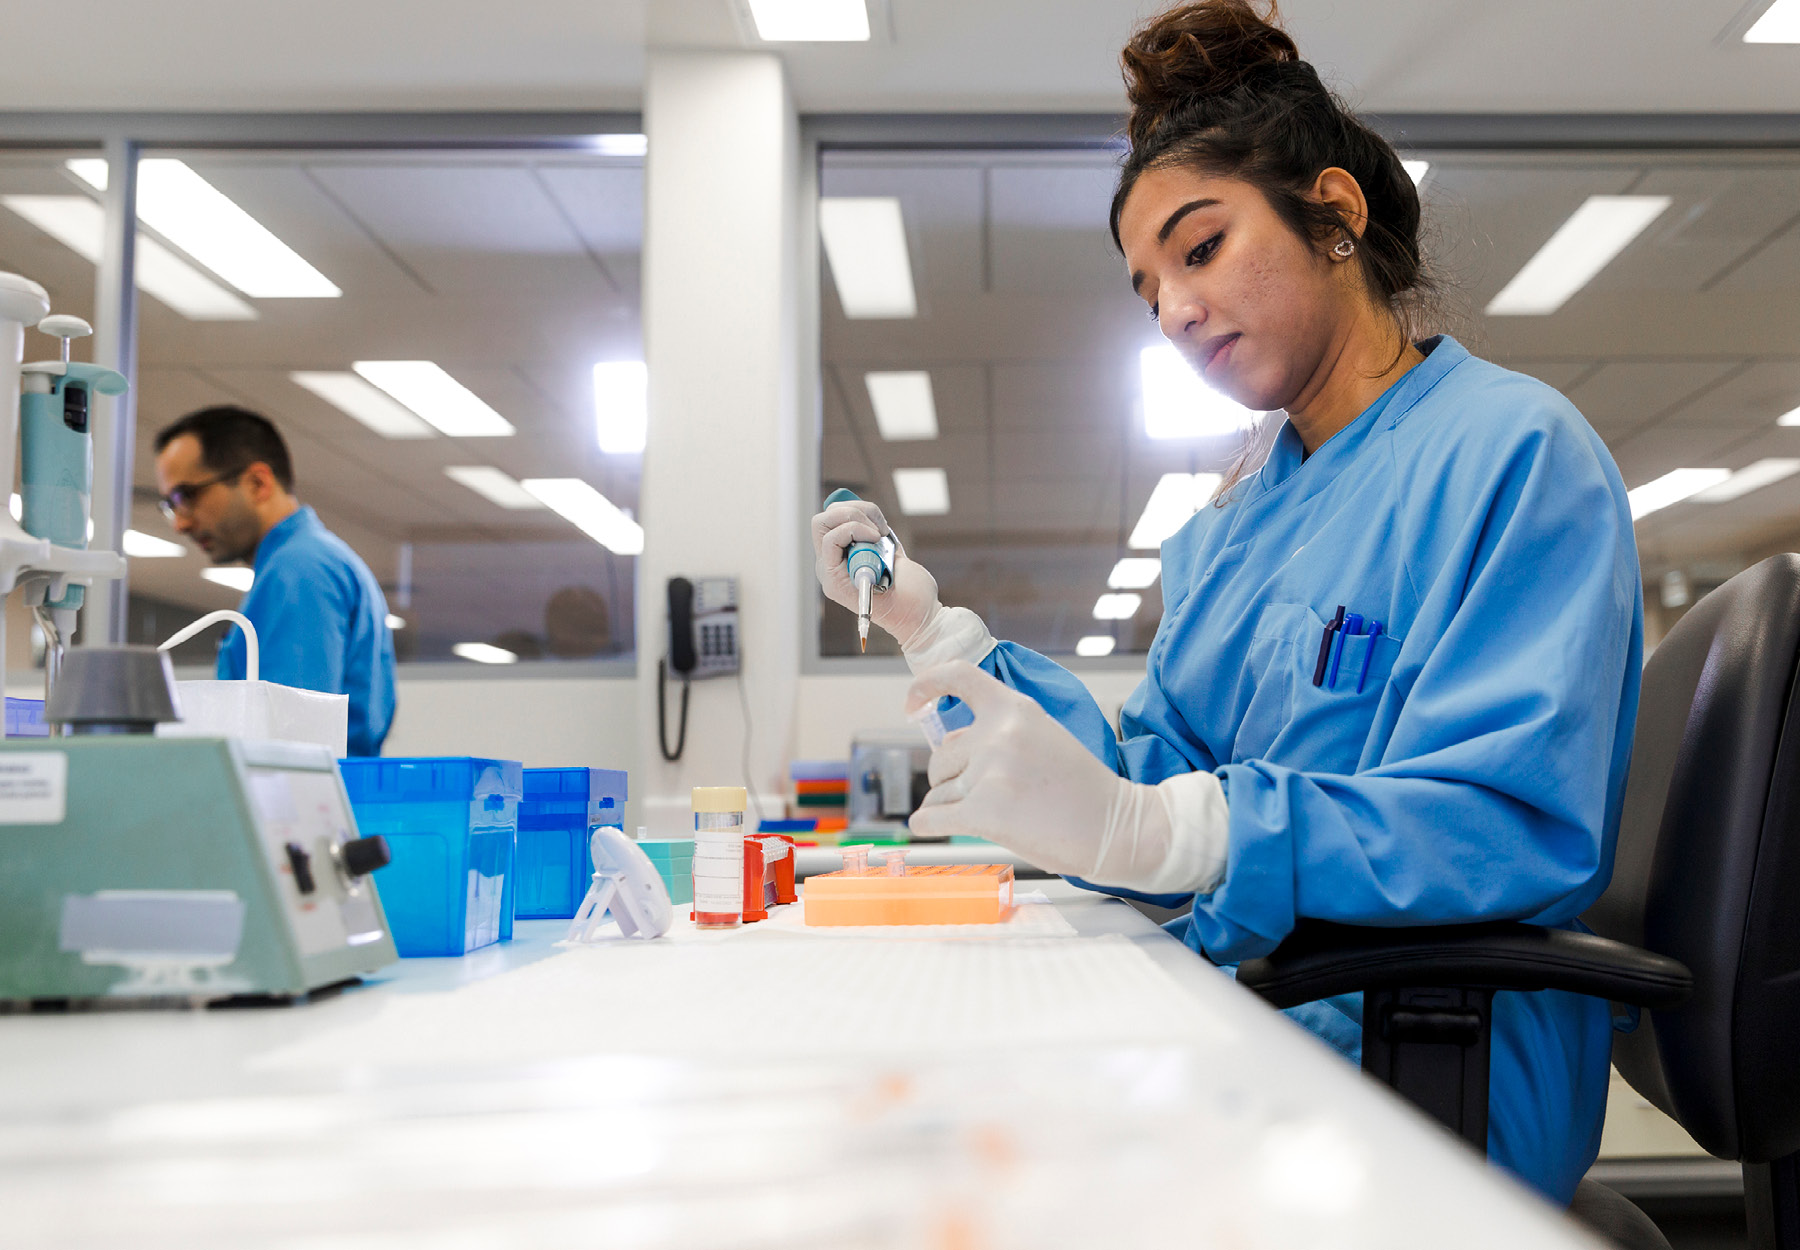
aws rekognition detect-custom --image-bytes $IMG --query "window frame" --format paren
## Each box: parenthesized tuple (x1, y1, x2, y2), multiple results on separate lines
(0, 110, 642, 675)
(795, 110, 1800, 677)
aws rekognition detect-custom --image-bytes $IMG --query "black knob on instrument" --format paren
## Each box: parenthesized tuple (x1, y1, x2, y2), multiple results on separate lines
(340, 835, 391, 877)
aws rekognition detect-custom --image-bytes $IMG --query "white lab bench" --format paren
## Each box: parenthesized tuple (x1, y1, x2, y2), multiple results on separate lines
(0, 880, 1605, 1249)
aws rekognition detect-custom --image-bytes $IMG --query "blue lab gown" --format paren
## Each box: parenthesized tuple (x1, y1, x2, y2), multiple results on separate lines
(981, 337, 1642, 1203)
(216, 505, 397, 757)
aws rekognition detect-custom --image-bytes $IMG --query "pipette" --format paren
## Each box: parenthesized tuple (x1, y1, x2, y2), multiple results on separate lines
(822, 488, 897, 653)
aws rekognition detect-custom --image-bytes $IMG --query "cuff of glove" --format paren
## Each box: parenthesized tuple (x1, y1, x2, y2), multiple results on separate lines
(1150, 770, 1229, 895)
(1084, 769, 1229, 896)
(901, 605, 998, 674)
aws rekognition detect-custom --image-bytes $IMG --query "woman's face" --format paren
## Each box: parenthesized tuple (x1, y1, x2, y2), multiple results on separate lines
(1118, 164, 1352, 414)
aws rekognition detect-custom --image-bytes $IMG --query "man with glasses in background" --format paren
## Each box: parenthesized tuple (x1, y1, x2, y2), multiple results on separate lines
(153, 406, 396, 756)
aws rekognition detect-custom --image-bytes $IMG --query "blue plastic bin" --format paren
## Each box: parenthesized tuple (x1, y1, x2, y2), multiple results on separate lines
(5, 697, 46, 738)
(516, 767, 629, 920)
(338, 756, 523, 957)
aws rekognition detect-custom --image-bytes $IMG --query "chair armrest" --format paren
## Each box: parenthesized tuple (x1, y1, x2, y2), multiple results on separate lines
(1236, 920, 1692, 1011)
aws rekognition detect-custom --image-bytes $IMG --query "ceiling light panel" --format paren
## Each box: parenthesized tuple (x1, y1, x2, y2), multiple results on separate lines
(1402, 160, 1430, 187)
(1075, 635, 1117, 657)
(1141, 344, 1257, 438)
(2, 195, 255, 320)
(452, 642, 517, 665)
(122, 529, 185, 558)
(1129, 473, 1222, 549)
(1486, 195, 1671, 316)
(522, 478, 644, 555)
(819, 198, 917, 318)
(291, 371, 436, 439)
(68, 158, 339, 299)
(865, 371, 939, 441)
(386, 614, 406, 630)
(1691, 458, 1800, 503)
(352, 362, 516, 437)
(593, 361, 648, 455)
(1627, 468, 1731, 521)
(892, 467, 950, 516)
(1745, 0, 1800, 41)
(747, 0, 870, 41)
(1093, 593, 1142, 621)
(1776, 404, 1800, 427)
(202, 567, 255, 592)
(444, 466, 545, 510)
(591, 134, 648, 157)
(1108, 558, 1162, 590)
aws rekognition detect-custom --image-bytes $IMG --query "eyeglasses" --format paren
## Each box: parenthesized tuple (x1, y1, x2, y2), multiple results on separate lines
(157, 467, 246, 521)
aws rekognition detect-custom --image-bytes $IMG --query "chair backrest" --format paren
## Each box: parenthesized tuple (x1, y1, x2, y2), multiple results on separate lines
(1587, 553, 1800, 1163)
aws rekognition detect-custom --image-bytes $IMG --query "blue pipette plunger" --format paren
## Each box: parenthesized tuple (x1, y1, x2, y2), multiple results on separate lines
(822, 488, 896, 652)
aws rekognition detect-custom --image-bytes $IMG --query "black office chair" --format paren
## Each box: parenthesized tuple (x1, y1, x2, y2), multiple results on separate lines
(1238, 552, 1800, 1250)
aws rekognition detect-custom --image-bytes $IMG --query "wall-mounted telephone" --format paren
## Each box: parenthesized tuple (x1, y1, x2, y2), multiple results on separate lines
(658, 576, 740, 762)
(670, 576, 740, 680)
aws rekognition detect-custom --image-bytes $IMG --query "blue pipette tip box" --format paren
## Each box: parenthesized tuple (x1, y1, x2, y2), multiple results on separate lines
(636, 837, 695, 905)
(516, 767, 629, 920)
(338, 757, 523, 957)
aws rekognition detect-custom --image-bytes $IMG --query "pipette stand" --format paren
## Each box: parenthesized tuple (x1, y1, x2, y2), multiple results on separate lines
(566, 827, 674, 942)
(0, 275, 126, 707)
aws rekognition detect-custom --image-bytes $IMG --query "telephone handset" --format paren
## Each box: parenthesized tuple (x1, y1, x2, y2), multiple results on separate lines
(667, 576, 697, 675)
(658, 576, 740, 761)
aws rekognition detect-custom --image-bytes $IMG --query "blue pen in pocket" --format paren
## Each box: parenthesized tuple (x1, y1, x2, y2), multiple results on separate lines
(1355, 621, 1385, 694)
(1326, 614, 1363, 688)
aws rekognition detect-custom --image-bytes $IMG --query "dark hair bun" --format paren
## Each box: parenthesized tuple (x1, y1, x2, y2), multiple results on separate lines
(1110, 0, 1433, 378)
(1122, 1, 1298, 149)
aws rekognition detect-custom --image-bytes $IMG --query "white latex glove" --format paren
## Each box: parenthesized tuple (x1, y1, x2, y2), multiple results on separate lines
(812, 498, 996, 670)
(904, 661, 1230, 895)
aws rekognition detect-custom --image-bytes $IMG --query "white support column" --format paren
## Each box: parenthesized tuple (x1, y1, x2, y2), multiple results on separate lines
(636, 52, 803, 835)
(85, 135, 139, 646)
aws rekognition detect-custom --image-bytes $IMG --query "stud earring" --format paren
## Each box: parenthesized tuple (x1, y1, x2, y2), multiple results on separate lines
(1332, 238, 1356, 259)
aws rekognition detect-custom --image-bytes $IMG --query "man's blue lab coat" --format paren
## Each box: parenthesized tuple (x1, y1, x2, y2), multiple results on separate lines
(217, 505, 397, 757)
(982, 337, 1642, 1203)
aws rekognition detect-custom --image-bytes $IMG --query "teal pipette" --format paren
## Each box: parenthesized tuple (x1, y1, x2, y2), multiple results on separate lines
(20, 315, 127, 611)
(822, 488, 897, 652)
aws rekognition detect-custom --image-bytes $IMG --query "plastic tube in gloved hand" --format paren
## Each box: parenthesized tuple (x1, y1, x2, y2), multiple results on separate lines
(903, 661, 1230, 896)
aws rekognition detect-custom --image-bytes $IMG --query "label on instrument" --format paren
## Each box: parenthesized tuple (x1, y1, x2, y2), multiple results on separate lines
(0, 752, 67, 824)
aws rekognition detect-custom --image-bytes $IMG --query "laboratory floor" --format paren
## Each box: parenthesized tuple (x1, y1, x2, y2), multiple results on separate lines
(1642, 1199, 1747, 1250)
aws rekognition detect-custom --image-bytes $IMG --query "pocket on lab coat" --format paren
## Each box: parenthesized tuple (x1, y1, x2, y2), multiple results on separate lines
(1234, 602, 1401, 771)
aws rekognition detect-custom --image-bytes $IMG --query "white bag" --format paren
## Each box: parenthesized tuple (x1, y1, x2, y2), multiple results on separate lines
(153, 610, 350, 758)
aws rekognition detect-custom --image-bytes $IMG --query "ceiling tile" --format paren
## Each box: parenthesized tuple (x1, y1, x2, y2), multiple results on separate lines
(307, 162, 609, 294)
(1610, 423, 1751, 490)
(989, 164, 1125, 295)
(1655, 360, 1800, 430)
(1566, 360, 1744, 439)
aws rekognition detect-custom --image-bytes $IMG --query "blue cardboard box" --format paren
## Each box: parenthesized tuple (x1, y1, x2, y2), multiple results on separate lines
(338, 756, 523, 957)
(637, 837, 695, 906)
(516, 767, 629, 920)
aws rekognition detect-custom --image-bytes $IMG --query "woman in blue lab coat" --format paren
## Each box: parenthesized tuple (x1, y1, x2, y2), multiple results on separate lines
(813, 0, 1641, 1206)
